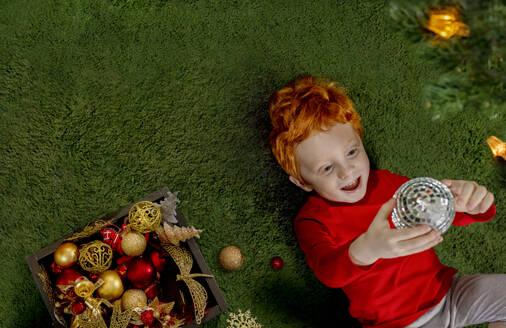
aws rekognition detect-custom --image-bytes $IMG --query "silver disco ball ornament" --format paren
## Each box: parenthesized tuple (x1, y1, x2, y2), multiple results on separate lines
(392, 177, 455, 234)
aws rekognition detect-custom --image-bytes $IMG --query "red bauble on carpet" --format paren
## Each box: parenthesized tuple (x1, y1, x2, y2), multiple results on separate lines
(270, 256, 284, 270)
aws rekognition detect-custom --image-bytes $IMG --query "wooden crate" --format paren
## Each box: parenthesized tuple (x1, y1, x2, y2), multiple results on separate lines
(26, 187, 228, 327)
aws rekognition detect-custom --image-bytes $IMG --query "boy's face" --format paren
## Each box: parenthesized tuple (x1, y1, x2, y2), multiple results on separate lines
(290, 123, 370, 203)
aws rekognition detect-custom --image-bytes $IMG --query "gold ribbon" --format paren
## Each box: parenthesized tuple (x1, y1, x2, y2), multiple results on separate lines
(37, 265, 56, 306)
(66, 220, 114, 242)
(162, 243, 214, 324)
(176, 273, 214, 281)
(70, 279, 129, 328)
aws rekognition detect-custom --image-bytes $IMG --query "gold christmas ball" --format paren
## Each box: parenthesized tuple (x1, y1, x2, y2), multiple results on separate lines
(219, 245, 244, 271)
(54, 242, 79, 268)
(128, 201, 162, 233)
(78, 241, 113, 274)
(121, 289, 147, 311)
(97, 270, 124, 300)
(121, 231, 147, 256)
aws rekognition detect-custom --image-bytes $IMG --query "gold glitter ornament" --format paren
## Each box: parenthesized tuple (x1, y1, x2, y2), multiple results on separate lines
(79, 241, 113, 274)
(121, 289, 147, 311)
(219, 246, 244, 271)
(128, 201, 162, 233)
(121, 231, 147, 256)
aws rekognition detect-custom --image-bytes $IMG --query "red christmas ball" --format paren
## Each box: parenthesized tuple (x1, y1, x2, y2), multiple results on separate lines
(55, 269, 86, 294)
(71, 301, 86, 315)
(149, 251, 166, 272)
(141, 309, 155, 326)
(127, 257, 155, 289)
(270, 256, 284, 270)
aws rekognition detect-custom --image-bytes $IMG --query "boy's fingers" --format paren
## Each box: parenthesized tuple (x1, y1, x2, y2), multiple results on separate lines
(401, 234, 443, 256)
(478, 192, 494, 213)
(375, 199, 396, 221)
(467, 185, 488, 210)
(458, 182, 476, 206)
(397, 230, 441, 250)
(391, 224, 432, 242)
(441, 179, 452, 187)
(447, 179, 463, 196)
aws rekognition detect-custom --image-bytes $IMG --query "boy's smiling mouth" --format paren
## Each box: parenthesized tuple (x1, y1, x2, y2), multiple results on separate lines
(341, 176, 361, 192)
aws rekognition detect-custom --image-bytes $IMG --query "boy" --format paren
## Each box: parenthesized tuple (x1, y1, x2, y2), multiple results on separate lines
(268, 75, 505, 328)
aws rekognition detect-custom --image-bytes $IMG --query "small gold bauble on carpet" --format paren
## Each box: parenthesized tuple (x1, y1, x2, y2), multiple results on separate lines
(128, 201, 162, 233)
(54, 242, 79, 268)
(97, 270, 124, 300)
(78, 240, 113, 274)
(121, 289, 147, 311)
(219, 245, 244, 271)
(121, 231, 147, 256)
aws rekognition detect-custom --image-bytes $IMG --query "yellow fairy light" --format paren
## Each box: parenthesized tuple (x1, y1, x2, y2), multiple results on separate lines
(426, 7, 470, 39)
(487, 136, 506, 160)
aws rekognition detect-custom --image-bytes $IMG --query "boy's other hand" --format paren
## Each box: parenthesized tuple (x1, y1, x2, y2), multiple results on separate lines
(441, 179, 494, 215)
(349, 199, 443, 266)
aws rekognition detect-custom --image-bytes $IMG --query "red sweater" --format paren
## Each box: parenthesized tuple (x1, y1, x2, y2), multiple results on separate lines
(294, 170, 496, 328)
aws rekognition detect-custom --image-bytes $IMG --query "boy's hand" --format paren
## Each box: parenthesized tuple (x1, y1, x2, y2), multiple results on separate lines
(441, 179, 494, 215)
(349, 199, 443, 266)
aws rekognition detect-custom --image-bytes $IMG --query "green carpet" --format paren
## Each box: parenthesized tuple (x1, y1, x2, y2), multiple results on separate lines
(0, 0, 504, 327)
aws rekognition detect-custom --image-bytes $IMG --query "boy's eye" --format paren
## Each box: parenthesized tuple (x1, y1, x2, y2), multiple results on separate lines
(323, 165, 333, 173)
(348, 148, 358, 156)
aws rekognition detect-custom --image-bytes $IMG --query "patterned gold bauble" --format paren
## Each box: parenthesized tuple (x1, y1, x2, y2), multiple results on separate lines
(121, 289, 147, 311)
(128, 201, 162, 233)
(54, 242, 79, 268)
(219, 246, 244, 271)
(121, 231, 147, 256)
(78, 241, 113, 274)
(97, 270, 124, 301)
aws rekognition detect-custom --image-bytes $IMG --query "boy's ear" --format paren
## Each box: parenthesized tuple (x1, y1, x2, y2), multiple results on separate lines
(289, 176, 313, 192)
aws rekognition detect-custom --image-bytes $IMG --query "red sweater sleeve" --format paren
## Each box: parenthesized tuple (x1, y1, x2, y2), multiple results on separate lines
(294, 217, 377, 288)
(452, 203, 496, 226)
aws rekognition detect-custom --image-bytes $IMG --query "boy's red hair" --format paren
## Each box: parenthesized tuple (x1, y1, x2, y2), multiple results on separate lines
(268, 75, 362, 183)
